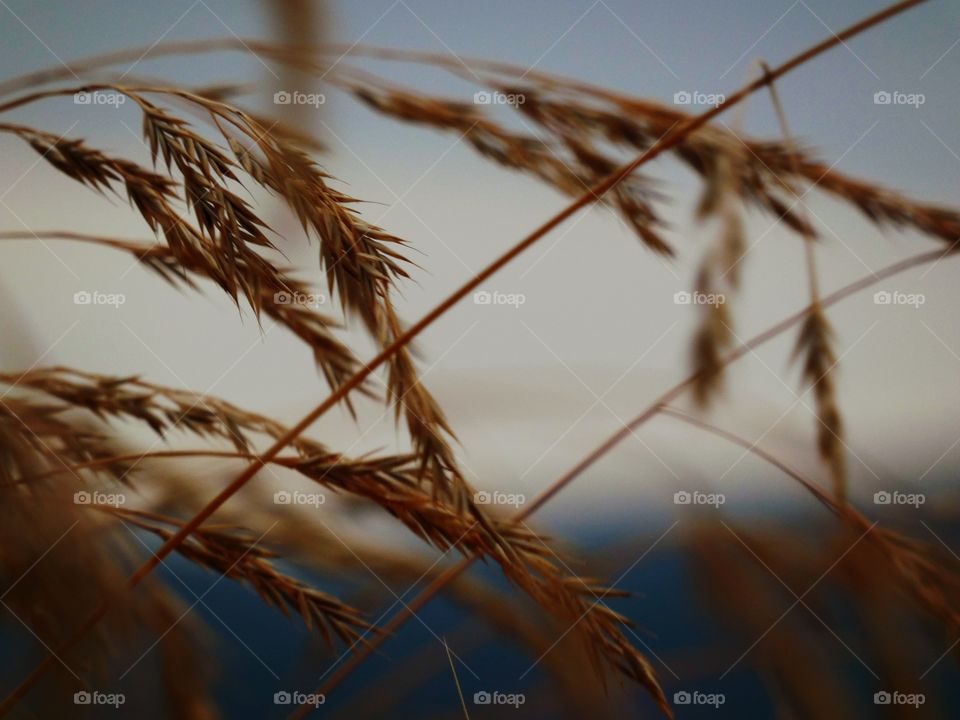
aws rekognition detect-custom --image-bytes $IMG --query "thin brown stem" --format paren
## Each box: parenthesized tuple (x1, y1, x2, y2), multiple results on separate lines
(9, 448, 303, 486)
(0, 39, 637, 102)
(763, 62, 849, 502)
(0, 230, 154, 248)
(658, 407, 838, 514)
(443, 638, 471, 720)
(762, 62, 821, 301)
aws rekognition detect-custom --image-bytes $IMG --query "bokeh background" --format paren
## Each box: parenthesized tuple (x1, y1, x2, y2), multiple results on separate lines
(1, 1, 959, 717)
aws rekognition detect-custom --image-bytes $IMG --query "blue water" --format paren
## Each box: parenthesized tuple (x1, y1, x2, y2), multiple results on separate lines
(169, 511, 960, 718)
(5, 505, 958, 718)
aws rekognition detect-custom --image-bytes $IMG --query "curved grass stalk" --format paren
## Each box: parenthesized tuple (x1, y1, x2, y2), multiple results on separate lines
(658, 407, 960, 642)
(763, 63, 847, 502)
(658, 407, 844, 514)
(8, 449, 286, 485)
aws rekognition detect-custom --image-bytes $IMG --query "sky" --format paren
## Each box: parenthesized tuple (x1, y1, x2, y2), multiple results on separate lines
(0, 0, 959, 521)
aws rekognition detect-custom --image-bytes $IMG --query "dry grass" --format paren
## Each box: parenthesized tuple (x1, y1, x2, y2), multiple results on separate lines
(0, 366, 670, 711)
(0, 0, 956, 717)
(107, 507, 376, 648)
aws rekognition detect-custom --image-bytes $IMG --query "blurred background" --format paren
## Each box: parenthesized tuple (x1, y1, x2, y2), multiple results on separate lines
(1, 0, 959, 717)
